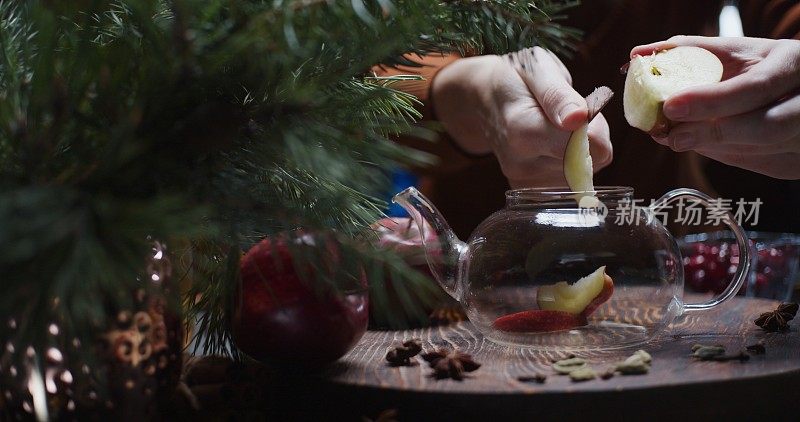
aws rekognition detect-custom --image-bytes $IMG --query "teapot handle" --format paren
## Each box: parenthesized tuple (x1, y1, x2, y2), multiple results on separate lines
(650, 188, 753, 312)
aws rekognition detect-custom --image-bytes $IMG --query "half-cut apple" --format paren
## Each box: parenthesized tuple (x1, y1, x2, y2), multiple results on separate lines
(623, 46, 723, 136)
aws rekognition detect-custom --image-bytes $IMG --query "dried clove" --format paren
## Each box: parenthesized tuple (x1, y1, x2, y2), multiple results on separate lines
(745, 342, 766, 355)
(711, 351, 750, 362)
(421, 349, 481, 381)
(517, 373, 547, 384)
(385, 339, 422, 367)
(754, 302, 798, 332)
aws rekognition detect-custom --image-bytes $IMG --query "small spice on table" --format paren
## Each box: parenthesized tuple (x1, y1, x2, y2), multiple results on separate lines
(690, 344, 749, 362)
(745, 342, 766, 355)
(551, 357, 587, 375)
(517, 373, 547, 384)
(568, 366, 597, 382)
(421, 349, 481, 381)
(600, 368, 615, 380)
(754, 302, 798, 332)
(385, 339, 422, 367)
(612, 349, 652, 376)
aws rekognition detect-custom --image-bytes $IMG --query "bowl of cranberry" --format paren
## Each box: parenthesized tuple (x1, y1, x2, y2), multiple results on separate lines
(679, 231, 800, 301)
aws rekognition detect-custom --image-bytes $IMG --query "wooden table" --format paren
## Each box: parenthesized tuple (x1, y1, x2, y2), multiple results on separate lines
(318, 296, 800, 421)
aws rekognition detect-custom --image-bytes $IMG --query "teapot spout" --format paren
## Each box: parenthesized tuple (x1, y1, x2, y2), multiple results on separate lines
(392, 187, 466, 300)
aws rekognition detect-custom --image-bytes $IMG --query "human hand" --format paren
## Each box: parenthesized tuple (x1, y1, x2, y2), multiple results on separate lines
(632, 36, 800, 179)
(431, 48, 612, 188)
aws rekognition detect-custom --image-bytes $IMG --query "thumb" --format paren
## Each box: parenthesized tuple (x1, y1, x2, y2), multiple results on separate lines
(524, 47, 587, 130)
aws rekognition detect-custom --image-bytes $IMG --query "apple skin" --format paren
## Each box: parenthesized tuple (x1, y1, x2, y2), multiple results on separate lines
(493, 310, 587, 333)
(232, 235, 368, 368)
(495, 269, 614, 333)
(537, 266, 609, 315)
(580, 274, 614, 318)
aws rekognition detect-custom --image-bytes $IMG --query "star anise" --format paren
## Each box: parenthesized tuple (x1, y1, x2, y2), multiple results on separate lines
(421, 349, 481, 381)
(754, 302, 799, 332)
(385, 339, 422, 367)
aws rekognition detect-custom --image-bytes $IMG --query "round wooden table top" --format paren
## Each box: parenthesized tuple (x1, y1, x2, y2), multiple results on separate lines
(320, 296, 800, 420)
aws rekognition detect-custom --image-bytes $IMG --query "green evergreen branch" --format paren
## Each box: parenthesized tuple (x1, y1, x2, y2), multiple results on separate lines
(0, 0, 581, 360)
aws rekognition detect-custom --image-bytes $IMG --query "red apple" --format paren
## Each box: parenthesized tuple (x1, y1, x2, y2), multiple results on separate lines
(232, 233, 368, 368)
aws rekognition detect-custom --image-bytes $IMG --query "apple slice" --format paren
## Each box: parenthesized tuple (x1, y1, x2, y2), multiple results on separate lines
(564, 86, 613, 205)
(623, 46, 723, 136)
(580, 273, 614, 318)
(493, 310, 587, 333)
(564, 123, 592, 193)
(537, 266, 612, 315)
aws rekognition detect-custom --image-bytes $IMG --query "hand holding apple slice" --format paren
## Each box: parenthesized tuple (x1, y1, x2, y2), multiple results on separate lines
(623, 46, 723, 136)
(564, 87, 614, 205)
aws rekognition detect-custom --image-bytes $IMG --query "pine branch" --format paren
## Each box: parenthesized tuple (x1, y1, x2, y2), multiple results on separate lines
(0, 0, 582, 358)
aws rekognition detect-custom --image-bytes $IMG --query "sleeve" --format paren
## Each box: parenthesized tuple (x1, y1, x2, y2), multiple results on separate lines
(739, 0, 800, 39)
(371, 53, 481, 175)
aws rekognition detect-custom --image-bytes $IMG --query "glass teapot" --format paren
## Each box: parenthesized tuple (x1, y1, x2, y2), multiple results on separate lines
(393, 186, 751, 350)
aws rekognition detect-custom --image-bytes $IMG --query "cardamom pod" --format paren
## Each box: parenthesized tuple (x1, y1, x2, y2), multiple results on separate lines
(552, 357, 587, 374)
(568, 366, 597, 382)
(631, 349, 651, 364)
(692, 345, 726, 359)
(615, 360, 649, 375)
(611, 349, 653, 375)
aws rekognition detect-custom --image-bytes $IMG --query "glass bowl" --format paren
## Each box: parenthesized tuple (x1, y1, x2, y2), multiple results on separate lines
(679, 231, 800, 301)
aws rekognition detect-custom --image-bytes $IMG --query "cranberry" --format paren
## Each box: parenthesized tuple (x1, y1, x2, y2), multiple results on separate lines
(688, 269, 709, 293)
(755, 273, 769, 289)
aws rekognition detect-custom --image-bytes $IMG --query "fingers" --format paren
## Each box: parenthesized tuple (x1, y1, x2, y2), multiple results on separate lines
(527, 47, 587, 130)
(630, 35, 758, 59)
(630, 40, 677, 58)
(505, 157, 567, 189)
(501, 113, 612, 188)
(502, 97, 572, 160)
(693, 149, 800, 180)
(588, 113, 613, 171)
(630, 37, 800, 122)
(658, 92, 800, 152)
(664, 49, 800, 122)
(544, 49, 572, 84)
